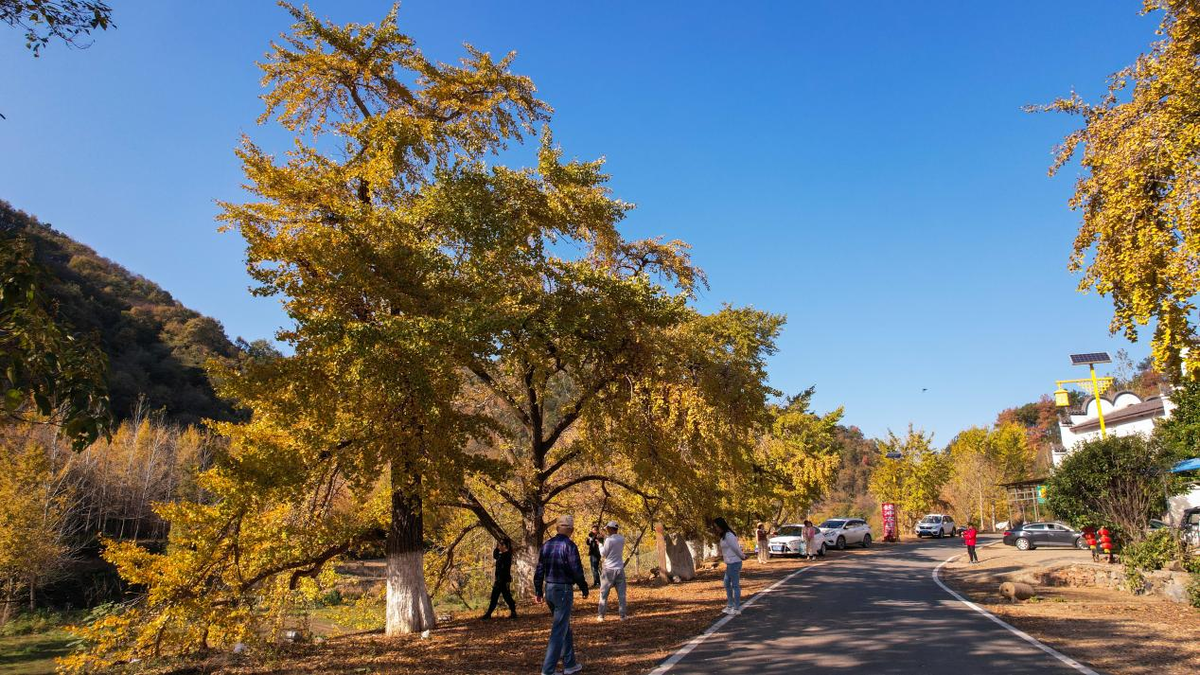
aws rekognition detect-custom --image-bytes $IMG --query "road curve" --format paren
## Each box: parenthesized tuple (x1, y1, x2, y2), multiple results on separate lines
(654, 536, 1093, 675)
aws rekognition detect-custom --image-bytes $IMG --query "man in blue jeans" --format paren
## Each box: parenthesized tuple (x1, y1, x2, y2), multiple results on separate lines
(535, 515, 589, 675)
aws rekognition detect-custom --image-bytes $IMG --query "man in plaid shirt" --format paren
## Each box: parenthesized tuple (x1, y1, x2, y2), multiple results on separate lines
(535, 515, 589, 675)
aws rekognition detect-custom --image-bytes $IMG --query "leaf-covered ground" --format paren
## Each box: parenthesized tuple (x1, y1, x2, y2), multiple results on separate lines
(143, 547, 887, 675)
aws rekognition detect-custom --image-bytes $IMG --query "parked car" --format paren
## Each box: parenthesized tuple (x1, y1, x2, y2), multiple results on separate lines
(817, 518, 872, 550)
(914, 514, 957, 538)
(766, 524, 826, 558)
(1002, 522, 1088, 551)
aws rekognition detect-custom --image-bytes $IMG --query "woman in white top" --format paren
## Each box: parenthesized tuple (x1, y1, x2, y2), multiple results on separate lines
(714, 517, 747, 614)
(803, 519, 819, 561)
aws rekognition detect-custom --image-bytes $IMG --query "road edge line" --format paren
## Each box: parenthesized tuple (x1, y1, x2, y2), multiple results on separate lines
(932, 547, 1101, 675)
(646, 561, 825, 675)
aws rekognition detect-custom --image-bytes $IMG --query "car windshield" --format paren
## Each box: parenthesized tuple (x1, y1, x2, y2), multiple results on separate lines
(776, 526, 803, 537)
(920, 516, 941, 523)
(819, 520, 845, 529)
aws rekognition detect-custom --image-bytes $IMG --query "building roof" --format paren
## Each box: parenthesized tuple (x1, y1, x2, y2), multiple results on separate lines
(1069, 397, 1165, 433)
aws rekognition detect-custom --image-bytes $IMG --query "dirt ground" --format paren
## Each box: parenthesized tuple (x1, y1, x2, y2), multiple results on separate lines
(143, 544, 891, 675)
(941, 542, 1200, 675)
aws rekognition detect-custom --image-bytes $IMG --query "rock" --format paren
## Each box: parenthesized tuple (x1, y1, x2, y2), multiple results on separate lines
(232, 642, 247, 654)
(1000, 581, 1035, 601)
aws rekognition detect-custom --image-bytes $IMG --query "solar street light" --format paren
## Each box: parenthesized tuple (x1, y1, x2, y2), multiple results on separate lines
(1053, 351, 1113, 438)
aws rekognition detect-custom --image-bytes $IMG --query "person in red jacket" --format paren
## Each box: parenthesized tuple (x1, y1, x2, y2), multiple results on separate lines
(962, 522, 979, 563)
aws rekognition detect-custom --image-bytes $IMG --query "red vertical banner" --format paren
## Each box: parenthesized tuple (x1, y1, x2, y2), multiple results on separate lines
(882, 502, 897, 542)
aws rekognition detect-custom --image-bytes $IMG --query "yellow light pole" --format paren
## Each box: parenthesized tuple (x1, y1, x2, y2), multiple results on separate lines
(1088, 363, 1107, 438)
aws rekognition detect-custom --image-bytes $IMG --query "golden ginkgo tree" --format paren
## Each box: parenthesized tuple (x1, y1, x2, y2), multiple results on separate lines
(1035, 0, 1200, 378)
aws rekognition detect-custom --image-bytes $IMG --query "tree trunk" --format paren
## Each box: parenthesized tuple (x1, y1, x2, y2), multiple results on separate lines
(652, 523, 670, 582)
(385, 467, 434, 636)
(663, 532, 695, 580)
(514, 504, 546, 596)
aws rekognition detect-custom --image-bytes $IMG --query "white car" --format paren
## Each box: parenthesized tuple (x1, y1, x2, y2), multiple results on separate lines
(818, 518, 872, 550)
(914, 514, 957, 538)
(767, 524, 825, 557)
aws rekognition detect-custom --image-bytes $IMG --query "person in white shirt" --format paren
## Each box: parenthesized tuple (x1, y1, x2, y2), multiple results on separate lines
(715, 517, 747, 614)
(596, 520, 627, 621)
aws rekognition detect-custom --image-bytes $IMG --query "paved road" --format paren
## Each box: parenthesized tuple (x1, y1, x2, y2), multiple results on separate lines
(659, 536, 1088, 675)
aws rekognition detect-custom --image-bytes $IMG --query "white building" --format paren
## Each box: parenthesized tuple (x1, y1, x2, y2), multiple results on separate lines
(1055, 390, 1199, 526)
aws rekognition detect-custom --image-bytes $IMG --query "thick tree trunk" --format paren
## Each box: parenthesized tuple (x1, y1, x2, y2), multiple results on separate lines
(514, 503, 546, 596)
(663, 532, 695, 580)
(385, 467, 435, 636)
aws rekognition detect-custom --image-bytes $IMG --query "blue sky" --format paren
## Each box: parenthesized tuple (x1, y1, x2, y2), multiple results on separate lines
(0, 1, 1163, 441)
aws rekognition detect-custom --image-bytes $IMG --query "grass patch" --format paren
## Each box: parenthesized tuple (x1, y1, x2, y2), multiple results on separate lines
(0, 630, 74, 675)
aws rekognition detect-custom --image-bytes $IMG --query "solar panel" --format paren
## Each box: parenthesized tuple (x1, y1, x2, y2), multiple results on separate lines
(1070, 352, 1112, 366)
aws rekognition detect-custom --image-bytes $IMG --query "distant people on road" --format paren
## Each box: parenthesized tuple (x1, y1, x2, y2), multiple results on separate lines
(803, 520, 820, 561)
(586, 525, 604, 588)
(597, 520, 627, 622)
(481, 537, 517, 620)
(756, 522, 769, 564)
(963, 522, 979, 564)
(714, 517, 747, 615)
(535, 515, 589, 675)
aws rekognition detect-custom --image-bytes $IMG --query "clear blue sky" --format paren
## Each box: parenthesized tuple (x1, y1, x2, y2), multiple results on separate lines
(0, 1, 1163, 442)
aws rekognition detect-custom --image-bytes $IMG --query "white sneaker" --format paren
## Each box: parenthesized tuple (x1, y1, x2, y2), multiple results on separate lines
(722, 607, 734, 615)
(731, 608, 742, 615)
(596, 615, 605, 622)
(564, 664, 583, 675)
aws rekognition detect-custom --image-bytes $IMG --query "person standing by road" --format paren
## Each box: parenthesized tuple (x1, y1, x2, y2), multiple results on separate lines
(596, 520, 627, 622)
(535, 515, 589, 675)
(586, 525, 604, 588)
(963, 522, 979, 564)
(715, 517, 747, 615)
(481, 538, 516, 620)
(755, 523, 769, 564)
(802, 520, 820, 561)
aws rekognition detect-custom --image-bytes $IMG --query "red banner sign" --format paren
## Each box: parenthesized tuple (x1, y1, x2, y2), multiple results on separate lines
(882, 502, 897, 542)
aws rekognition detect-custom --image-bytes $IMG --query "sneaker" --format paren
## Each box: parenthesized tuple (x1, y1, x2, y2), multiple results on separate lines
(731, 608, 742, 615)
(596, 615, 605, 622)
(721, 607, 734, 615)
(619, 615, 627, 621)
(564, 664, 583, 675)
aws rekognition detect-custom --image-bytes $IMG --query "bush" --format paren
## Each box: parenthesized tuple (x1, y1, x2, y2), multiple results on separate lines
(1045, 435, 1188, 541)
(1120, 528, 1185, 590)
(0, 608, 79, 637)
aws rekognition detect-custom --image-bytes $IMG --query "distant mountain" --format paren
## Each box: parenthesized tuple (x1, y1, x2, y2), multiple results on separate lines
(1, 200, 244, 424)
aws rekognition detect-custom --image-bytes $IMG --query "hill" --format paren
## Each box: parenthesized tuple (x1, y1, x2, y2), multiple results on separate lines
(1, 200, 245, 424)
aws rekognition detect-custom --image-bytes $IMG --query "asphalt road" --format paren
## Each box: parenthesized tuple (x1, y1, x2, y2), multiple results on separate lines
(658, 536, 1088, 675)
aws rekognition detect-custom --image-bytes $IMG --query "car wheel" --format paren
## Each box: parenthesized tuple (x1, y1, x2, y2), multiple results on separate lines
(916, 532, 923, 538)
(836, 536, 846, 550)
(935, 529, 943, 539)
(949, 528, 957, 537)
(1074, 537, 1088, 550)
(818, 545, 826, 557)
(861, 534, 871, 548)
(1016, 537, 1031, 551)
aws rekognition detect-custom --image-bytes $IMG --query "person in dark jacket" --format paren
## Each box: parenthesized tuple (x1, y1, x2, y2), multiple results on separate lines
(535, 515, 588, 675)
(586, 525, 604, 588)
(481, 538, 516, 619)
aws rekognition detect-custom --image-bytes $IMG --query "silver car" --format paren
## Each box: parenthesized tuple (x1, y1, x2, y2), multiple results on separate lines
(914, 514, 957, 538)
(818, 518, 872, 550)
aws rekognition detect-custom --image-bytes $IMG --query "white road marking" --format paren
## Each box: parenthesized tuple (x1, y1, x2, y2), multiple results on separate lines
(932, 544, 1101, 675)
(646, 561, 826, 675)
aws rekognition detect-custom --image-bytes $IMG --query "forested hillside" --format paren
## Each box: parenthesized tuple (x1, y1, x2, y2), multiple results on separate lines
(1, 200, 244, 423)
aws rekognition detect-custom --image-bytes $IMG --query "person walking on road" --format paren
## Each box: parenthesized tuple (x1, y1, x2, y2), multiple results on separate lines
(535, 515, 589, 675)
(755, 523, 769, 564)
(802, 519, 820, 561)
(963, 522, 979, 564)
(715, 517, 747, 615)
(586, 525, 604, 588)
(481, 538, 517, 620)
(596, 520, 627, 622)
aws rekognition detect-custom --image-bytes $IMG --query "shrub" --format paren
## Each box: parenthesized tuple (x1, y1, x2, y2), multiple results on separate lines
(1120, 528, 1185, 590)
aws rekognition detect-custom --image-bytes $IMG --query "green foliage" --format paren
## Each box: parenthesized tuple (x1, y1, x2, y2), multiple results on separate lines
(1045, 434, 1187, 539)
(0, 0, 112, 56)
(1, 224, 111, 449)
(1120, 527, 1186, 589)
(1156, 376, 1200, 459)
(2, 202, 242, 424)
